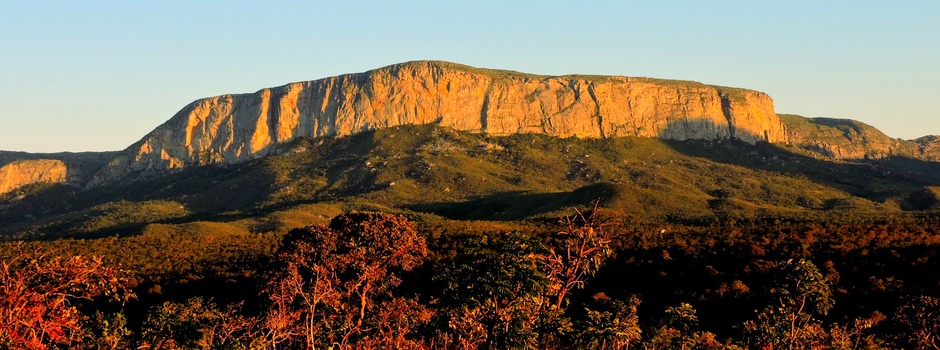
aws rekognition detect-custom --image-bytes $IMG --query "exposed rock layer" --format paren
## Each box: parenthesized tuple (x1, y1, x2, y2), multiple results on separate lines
(0, 159, 68, 194)
(89, 61, 787, 185)
(0, 151, 117, 194)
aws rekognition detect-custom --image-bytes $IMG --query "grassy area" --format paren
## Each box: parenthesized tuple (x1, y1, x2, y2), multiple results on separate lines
(4, 124, 940, 242)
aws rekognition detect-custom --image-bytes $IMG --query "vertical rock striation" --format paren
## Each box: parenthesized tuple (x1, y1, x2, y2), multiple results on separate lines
(89, 61, 787, 186)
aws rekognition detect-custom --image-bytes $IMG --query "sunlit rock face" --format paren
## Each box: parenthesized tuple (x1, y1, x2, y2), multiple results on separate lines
(89, 61, 786, 186)
(0, 159, 68, 194)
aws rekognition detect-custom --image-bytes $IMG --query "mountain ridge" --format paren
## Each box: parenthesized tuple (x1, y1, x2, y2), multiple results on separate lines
(0, 151, 116, 195)
(5, 123, 940, 240)
(1, 61, 936, 194)
(780, 114, 940, 161)
(86, 60, 787, 186)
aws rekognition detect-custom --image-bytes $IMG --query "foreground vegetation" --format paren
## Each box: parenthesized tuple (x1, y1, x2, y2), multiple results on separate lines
(4, 126, 940, 348)
(3, 207, 940, 349)
(6, 124, 940, 242)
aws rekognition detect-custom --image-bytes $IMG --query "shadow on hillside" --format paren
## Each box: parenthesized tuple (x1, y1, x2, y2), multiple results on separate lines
(656, 122, 940, 209)
(406, 182, 623, 221)
(0, 159, 282, 240)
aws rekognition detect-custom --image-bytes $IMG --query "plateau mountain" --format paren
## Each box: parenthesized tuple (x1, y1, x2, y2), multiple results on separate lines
(87, 61, 788, 187)
(0, 61, 936, 208)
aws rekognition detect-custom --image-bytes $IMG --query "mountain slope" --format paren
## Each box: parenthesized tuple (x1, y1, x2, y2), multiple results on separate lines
(5, 125, 940, 240)
(780, 114, 940, 160)
(2, 62, 936, 206)
(88, 61, 786, 186)
(0, 151, 116, 194)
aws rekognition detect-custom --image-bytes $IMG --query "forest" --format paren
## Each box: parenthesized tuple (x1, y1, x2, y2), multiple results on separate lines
(3, 204, 940, 349)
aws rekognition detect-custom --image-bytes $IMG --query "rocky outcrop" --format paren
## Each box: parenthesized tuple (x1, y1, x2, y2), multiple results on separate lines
(914, 136, 940, 161)
(89, 61, 787, 186)
(0, 151, 118, 194)
(0, 159, 68, 194)
(780, 114, 940, 160)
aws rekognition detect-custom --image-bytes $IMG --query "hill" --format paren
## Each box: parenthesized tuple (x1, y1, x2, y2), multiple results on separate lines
(0, 150, 116, 194)
(0, 62, 937, 238)
(780, 114, 940, 160)
(3, 124, 939, 240)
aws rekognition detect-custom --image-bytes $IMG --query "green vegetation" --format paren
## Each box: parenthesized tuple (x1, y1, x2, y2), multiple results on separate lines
(3, 210, 940, 348)
(390, 60, 755, 92)
(778, 113, 935, 160)
(3, 124, 940, 241)
(2, 125, 940, 348)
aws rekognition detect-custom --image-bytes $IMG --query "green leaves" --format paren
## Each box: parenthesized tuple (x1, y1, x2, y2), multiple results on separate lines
(435, 232, 549, 349)
(743, 259, 834, 349)
(439, 233, 548, 310)
(772, 259, 834, 316)
(581, 295, 642, 349)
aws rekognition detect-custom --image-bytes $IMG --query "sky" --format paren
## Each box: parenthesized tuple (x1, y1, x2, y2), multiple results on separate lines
(1, 1, 938, 152)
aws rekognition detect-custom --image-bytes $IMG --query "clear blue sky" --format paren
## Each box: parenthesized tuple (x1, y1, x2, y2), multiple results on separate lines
(1, 1, 938, 152)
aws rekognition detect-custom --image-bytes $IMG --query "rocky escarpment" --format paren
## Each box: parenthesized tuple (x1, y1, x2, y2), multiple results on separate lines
(780, 114, 940, 160)
(89, 61, 787, 186)
(0, 159, 68, 194)
(0, 151, 118, 194)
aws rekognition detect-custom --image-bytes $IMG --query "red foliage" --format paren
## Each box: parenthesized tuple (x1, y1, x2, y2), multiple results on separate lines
(0, 245, 132, 350)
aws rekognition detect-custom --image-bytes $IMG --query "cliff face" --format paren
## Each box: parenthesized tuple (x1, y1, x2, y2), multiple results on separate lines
(0, 151, 117, 194)
(0, 159, 68, 194)
(89, 61, 786, 185)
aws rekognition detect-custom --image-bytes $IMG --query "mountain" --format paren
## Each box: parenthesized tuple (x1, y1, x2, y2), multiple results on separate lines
(3, 63, 939, 348)
(4, 123, 940, 240)
(0, 61, 937, 218)
(781, 114, 940, 160)
(0, 159, 66, 195)
(87, 61, 787, 186)
(0, 151, 116, 195)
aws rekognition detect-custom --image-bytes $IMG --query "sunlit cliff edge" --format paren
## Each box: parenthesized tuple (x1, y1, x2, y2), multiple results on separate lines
(87, 61, 788, 186)
(2, 61, 937, 194)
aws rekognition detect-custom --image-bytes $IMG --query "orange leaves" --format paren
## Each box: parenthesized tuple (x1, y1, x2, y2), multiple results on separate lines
(540, 201, 619, 310)
(260, 213, 430, 348)
(0, 245, 132, 349)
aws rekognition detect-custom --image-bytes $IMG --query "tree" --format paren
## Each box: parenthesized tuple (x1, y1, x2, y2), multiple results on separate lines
(827, 312, 885, 350)
(0, 246, 132, 350)
(260, 213, 429, 349)
(139, 298, 256, 350)
(539, 201, 618, 310)
(436, 232, 549, 350)
(646, 303, 734, 350)
(580, 293, 642, 350)
(85, 311, 133, 350)
(743, 259, 833, 350)
(895, 295, 940, 349)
